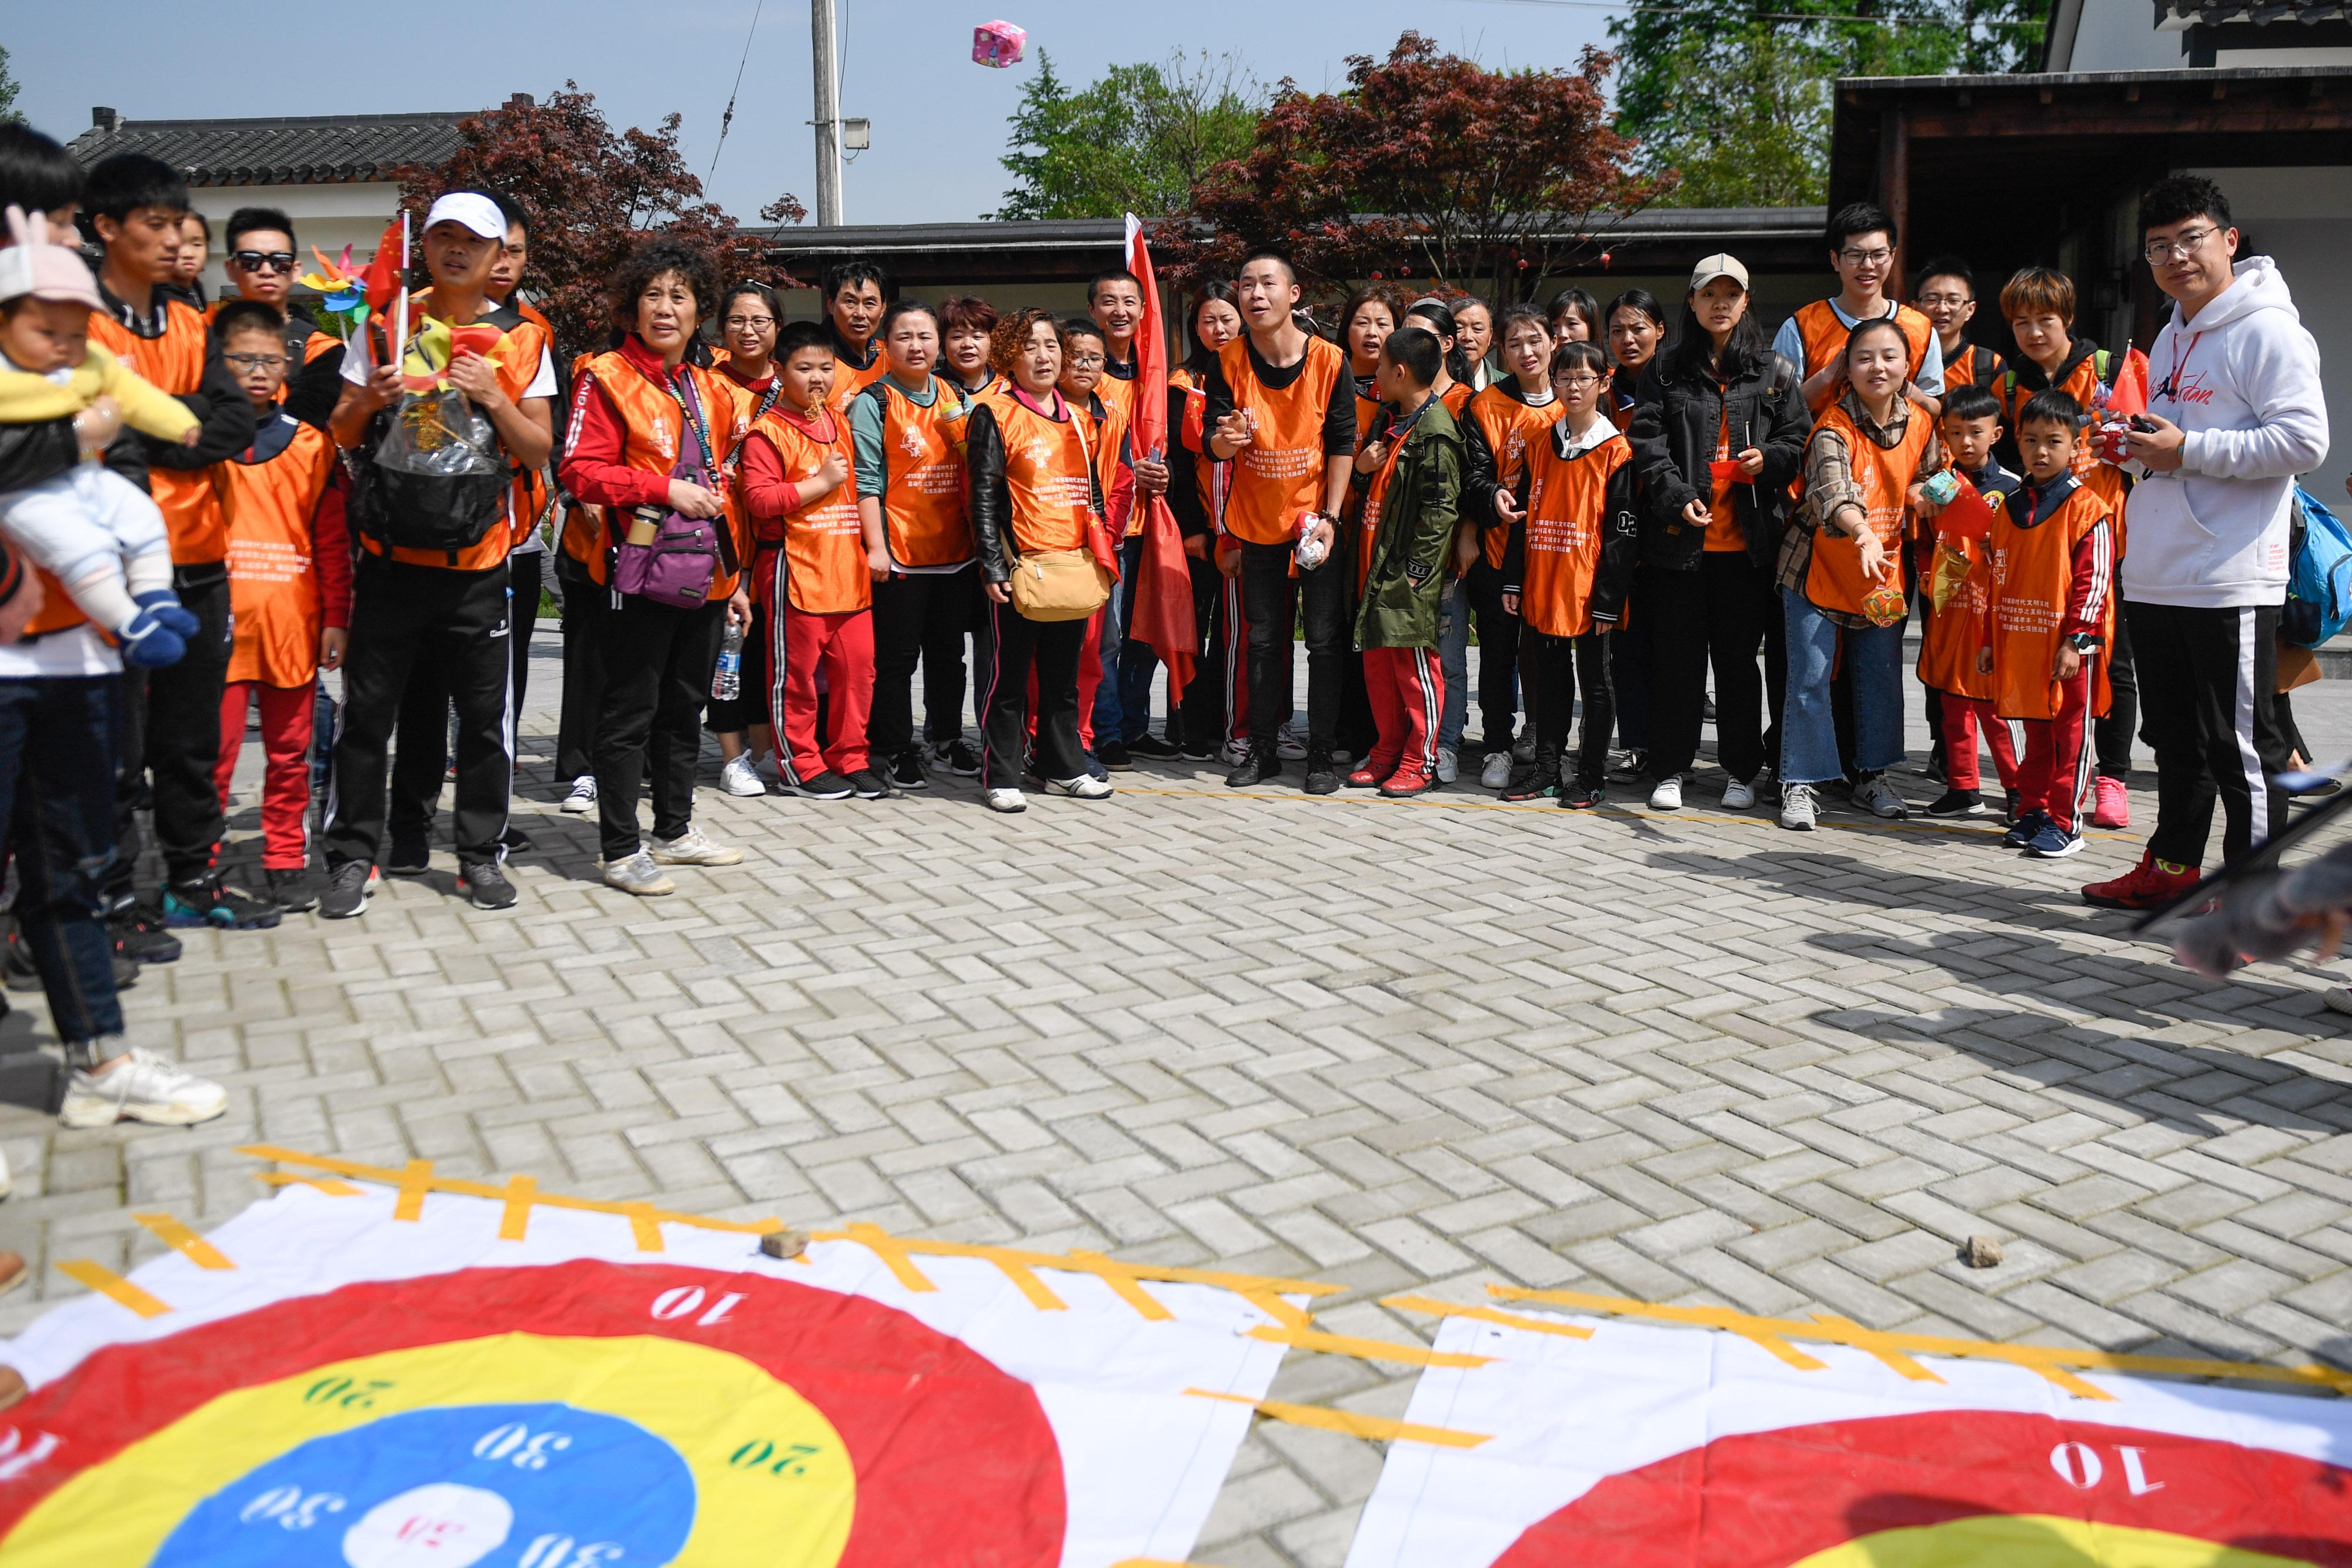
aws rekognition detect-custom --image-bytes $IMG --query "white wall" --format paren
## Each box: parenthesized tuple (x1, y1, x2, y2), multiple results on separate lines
(2189, 165, 2350, 477)
(183, 181, 403, 296)
(2067, 0, 2191, 69)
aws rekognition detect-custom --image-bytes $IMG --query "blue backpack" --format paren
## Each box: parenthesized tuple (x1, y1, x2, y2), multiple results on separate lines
(2285, 484, 2352, 649)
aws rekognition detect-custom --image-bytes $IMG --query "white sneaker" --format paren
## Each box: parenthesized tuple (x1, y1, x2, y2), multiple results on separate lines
(1218, 738, 1250, 767)
(1436, 747, 1459, 784)
(1479, 752, 1513, 790)
(1722, 778, 1758, 811)
(1779, 783, 1819, 831)
(59, 1047, 229, 1129)
(1649, 777, 1683, 811)
(560, 775, 598, 814)
(718, 756, 766, 797)
(985, 788, 1027, 813)
(1275, 723, 1308, 761)
(602, 850, 676, 897)
(1854, 774, 1910, 819)
(650, 827, 744, 865)
(0, 1145, 11, 1199)
(1045, 774, 1113, 799)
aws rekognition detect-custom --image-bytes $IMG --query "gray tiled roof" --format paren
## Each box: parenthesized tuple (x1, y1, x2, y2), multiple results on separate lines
(66, 112, 472, 186)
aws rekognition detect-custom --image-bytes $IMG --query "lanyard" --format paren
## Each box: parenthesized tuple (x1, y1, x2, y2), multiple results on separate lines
(638, 362, 715, 476)
(2158, 330, 2202, 404)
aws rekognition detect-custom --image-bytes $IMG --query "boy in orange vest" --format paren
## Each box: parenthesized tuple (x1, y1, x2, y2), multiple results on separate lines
(208, 301, 351, 911)
(1979, 389, 2114, 860)
(1916, 384, 2023, 821)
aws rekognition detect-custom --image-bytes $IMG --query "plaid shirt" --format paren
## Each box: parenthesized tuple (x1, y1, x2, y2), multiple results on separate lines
(1776, 390, 1945, 629)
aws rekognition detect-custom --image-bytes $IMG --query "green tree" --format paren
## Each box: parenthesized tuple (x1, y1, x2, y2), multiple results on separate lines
(0, 45, 20, 124)
(995, 50, 1263, 221)
(1613, 0, 2047, 207)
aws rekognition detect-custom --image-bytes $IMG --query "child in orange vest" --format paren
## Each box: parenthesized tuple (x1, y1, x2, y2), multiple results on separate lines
(1979, 389, 2114, 860)
(1916, 384, 2023, 822)
(740, 321, 879, 800)
(209, 301, 351, 911)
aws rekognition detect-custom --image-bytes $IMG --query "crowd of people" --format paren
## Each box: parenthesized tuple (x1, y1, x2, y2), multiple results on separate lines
(0, 111, 2333, 1144)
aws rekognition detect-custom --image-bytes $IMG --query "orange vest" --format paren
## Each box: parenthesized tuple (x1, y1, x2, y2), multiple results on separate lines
(570, 350, 751, 597)
(1519, 430, 1633, 638)
(1074, 388, 1133, 537)
(1217, 335, 1344, 547)
(1989, 484, 2113, 722)
(1465, 385, 1566, 570)
(361, 312, 553, 573)
(750, 408, 865, 614)
(1355, 436, 1406, 594)
(827, 343, 890, 413)
(1917, 539, 1996, 700)
(975, 389, 1094, 557)
(1440, 382, 1473, 419)
(220, 421, 339, 686)
(1998, 352, 2132, 522)
(88, 300, 220, 564)
(1172, 368, 1228, 536)
(860, 377, 972, 569)
(1793, 300, 1936, 386)
(1803, 402, 1935, 618)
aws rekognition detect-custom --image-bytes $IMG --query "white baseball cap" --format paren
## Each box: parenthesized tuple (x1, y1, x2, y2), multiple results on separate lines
(1690, 253, 1750, 293)
(423, 192, 507, 240)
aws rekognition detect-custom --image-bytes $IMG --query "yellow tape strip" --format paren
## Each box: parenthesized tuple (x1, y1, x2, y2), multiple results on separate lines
(55, 1260, 171, 1319)
(846, 1223, 937, 1292)
(1239, 1286, 1313, 1330)
(993, 1258, 1067, 1311)
(131, 1213, 234, 1271)
(1184, 1388, 1491, 1449)
(1245, 1325, 1495, 1368)
(392, 1159, 434, 1223)
(622, 1202, 666, 1253)
(498, 1175, 537, 1242)
(256, 1172, 362, 1196)
(1382, 1295, 1595, 1343)
(1072, 1251, 1174, 1321)
(1810, 1314, 1945, 1385)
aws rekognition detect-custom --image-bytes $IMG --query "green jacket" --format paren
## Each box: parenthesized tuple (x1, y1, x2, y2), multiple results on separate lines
(1353, 397, 1462, 650)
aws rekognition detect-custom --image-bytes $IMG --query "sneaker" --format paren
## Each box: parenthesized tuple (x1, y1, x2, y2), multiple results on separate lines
(1722, 778, 1757, 811)
(263, 867, 322, 913)
(1779, 783, 1819, 831)
(385, 829, 430, 876)
(1925, 788, 1988, 818)
(1179, 738, 1219, 762)
(1380, 769, 1436, 799)
(1082, 752, 1110, 783)
(2081, 850, 2200, 911)
(846, 768, 898, 800)
(1044, 774, 1114, 800)
(985, 788, 1027, 813)
(0, 937, 36, 994)
(1479, 751, 1514, 790)
(162, 877, 282, 931)
(1562, 779, 1605, 810)
(1304, 751, 1341, 795)
(2324, 987, 2352, 1017)
(2003, 809, 2053, 850)
(2004, 789, 2023, 824)
(1218, 737, 1251, 767)
(650, 827, 746, 865)
(2026, 820, 2086, 858)
(560, 774, 599, 813)
(58, 1047, 228, 1129)
(500, 827, 533, 854)
(1348, 761, 1391, 789)
(2091, 775, 2131, 828)
(1435, 747, 1459, 785)
(602, 850, 676, 897)
(1275, 723, 1307, 761)
(786, 770, 856, 800)
(1511, 733, 1536, 764)
(1097, 738, 1134, 771)
(888, 748, 928, 791)
(1756, 766, 1782, 806)
(319, 861, 375, 920)
(108, 902, 181, 964)
(1853, 774, 1909, 820)
(719, 755, 767, 797)
(457, 862, 518, 910)
(1648, 776, 1683, 811)
(929, 738, 981, 777)
(1608, 748, 1648, 780)
(1504, 771, 1558, 803)
(1225, 750, 1279, 788)
(1129, 734, 1182, 760)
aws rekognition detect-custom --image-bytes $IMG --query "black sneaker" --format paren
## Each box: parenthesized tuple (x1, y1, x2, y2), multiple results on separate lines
(385, 829, 430, 876)
(889, 747, 928, 791)
(930, 738, 981, 777)
(2003, 808, 2053, 850)
(1178, 738, 1219, 762)
(162, 877, 282, 930)
(1562, 779, 1605, 809)
(2004, 789, 2023, 823)
(458, 862, 517, 910)
(319, 861, 375, 920)
(788, 770, 856, 800)
(264, 867, 323, 913)
(1225, 750, 1279, 788)
(500, 825, 534, 853)
(846, 768, 897, 800)
(1303, 750, 1341, 795)
(1129, 734, 1182, 760)
(108, 901, 182, 964)
(1503, 768, 1558, 803)
(1097, 738, 1134, 771)
(1924, 788, 1987, 818)
(0, 936, 35, 994)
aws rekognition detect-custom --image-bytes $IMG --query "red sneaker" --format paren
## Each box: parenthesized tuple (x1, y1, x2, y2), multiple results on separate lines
(2081, 849, 2199, 911)
(2090, 775, 2131, 829)
(1379, 769, 1436, 799)
(1348, 763, 1392, 790)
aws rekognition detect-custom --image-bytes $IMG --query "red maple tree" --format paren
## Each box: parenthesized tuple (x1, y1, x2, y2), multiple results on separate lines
(1160, 34, 1670, 306)
(393, 83, 805, 356)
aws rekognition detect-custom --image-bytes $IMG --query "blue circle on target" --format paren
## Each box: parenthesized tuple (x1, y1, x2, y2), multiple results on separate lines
(151, 1402, 694, 1566)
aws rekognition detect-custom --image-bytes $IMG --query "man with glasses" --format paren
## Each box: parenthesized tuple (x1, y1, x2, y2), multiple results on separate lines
(1773, 202, 1943, 416)
(2084, 175, 2328, 911)
(216, 208, 345, 427)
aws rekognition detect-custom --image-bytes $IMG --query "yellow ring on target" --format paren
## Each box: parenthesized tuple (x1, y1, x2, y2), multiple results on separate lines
(2, 1333, 854, 1567)
(1796, 1515, 2316, 1568)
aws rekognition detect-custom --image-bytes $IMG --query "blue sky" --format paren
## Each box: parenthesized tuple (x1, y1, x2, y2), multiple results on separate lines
(5, 0, 1614, 226)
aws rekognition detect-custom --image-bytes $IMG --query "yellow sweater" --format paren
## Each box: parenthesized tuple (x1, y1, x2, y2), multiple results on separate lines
(0, 346, 200, 443)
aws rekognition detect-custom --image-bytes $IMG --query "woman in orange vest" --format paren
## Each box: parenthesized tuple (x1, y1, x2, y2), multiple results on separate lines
(556, 239, 751, 896)
(968, 308, 1114, 813)
(1776, 315, 1946, 832)
(1164, 284, 1245, 763)
(708, 281, 785, 798)
(1329, 283, 1406, 765)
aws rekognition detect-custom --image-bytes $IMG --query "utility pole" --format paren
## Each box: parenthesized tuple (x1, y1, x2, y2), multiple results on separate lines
(811, 0, 843, 226)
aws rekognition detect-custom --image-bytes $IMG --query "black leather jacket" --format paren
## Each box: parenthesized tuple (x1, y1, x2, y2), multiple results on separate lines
(967, 392, 1104, 585)
(1626, 349, 1804, 573)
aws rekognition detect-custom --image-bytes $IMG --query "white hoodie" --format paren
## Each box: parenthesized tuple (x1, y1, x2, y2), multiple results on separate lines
(2122, 255, 2328, 609)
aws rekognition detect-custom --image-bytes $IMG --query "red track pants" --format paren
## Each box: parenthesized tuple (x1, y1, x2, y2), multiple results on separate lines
(1943, 696, 2023, 795)
(1363, 646, 1444, 785)
(2017, 664, 2094, 833)
(215, 680, 318, 870)
(775, 603, 873, 783)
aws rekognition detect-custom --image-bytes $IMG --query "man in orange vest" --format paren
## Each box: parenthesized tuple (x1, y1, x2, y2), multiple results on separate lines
(1770, 203, 1945, 416)
(1204, 249, 1357, 794)
(81, 154, 270, 938)
(821, 260, 891, 413)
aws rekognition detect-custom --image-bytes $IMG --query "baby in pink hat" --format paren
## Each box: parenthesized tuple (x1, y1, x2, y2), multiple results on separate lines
(0, 205, 201, 664)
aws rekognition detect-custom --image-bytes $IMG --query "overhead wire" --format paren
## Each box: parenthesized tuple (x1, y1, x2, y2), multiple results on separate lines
(709, 0, 769, 179)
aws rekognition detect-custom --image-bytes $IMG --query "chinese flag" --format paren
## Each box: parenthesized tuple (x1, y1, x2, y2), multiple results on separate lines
(1937, 474, 1998, 546)
(2107, 346, 2150, 417)
(1122, 214, 1196, 694)
(359, 217, 405, 313)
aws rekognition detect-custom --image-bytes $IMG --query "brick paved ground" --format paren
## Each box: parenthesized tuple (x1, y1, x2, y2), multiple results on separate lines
(3, 631, 2350, 1565)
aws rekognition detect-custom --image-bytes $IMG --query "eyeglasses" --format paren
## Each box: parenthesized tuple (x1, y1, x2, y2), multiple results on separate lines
(1068, 353, 1105, 369)
(723, 315, 776, 331)
(1555, 373, 1603, 389)
(224, 352, 287, 370)
(230, 251, 295, 273)
(2143, 226, 2222, 264)
(1915, 291, 1972, 308)
(1838, 247, 1895, 266)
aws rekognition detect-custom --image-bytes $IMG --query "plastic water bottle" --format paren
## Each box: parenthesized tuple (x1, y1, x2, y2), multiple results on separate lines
(712, 623, 743, 701)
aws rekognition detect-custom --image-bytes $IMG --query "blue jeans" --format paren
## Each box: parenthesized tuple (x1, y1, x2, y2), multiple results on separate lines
(1436, 579, 1469, 754)
(0, 676, 125, 1051)
(1781, 587, 1905, 785)
(1091, 541, 1130, 747)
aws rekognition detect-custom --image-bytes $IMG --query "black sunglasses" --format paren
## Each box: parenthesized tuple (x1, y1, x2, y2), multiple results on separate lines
(231, 250, 296, 273)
